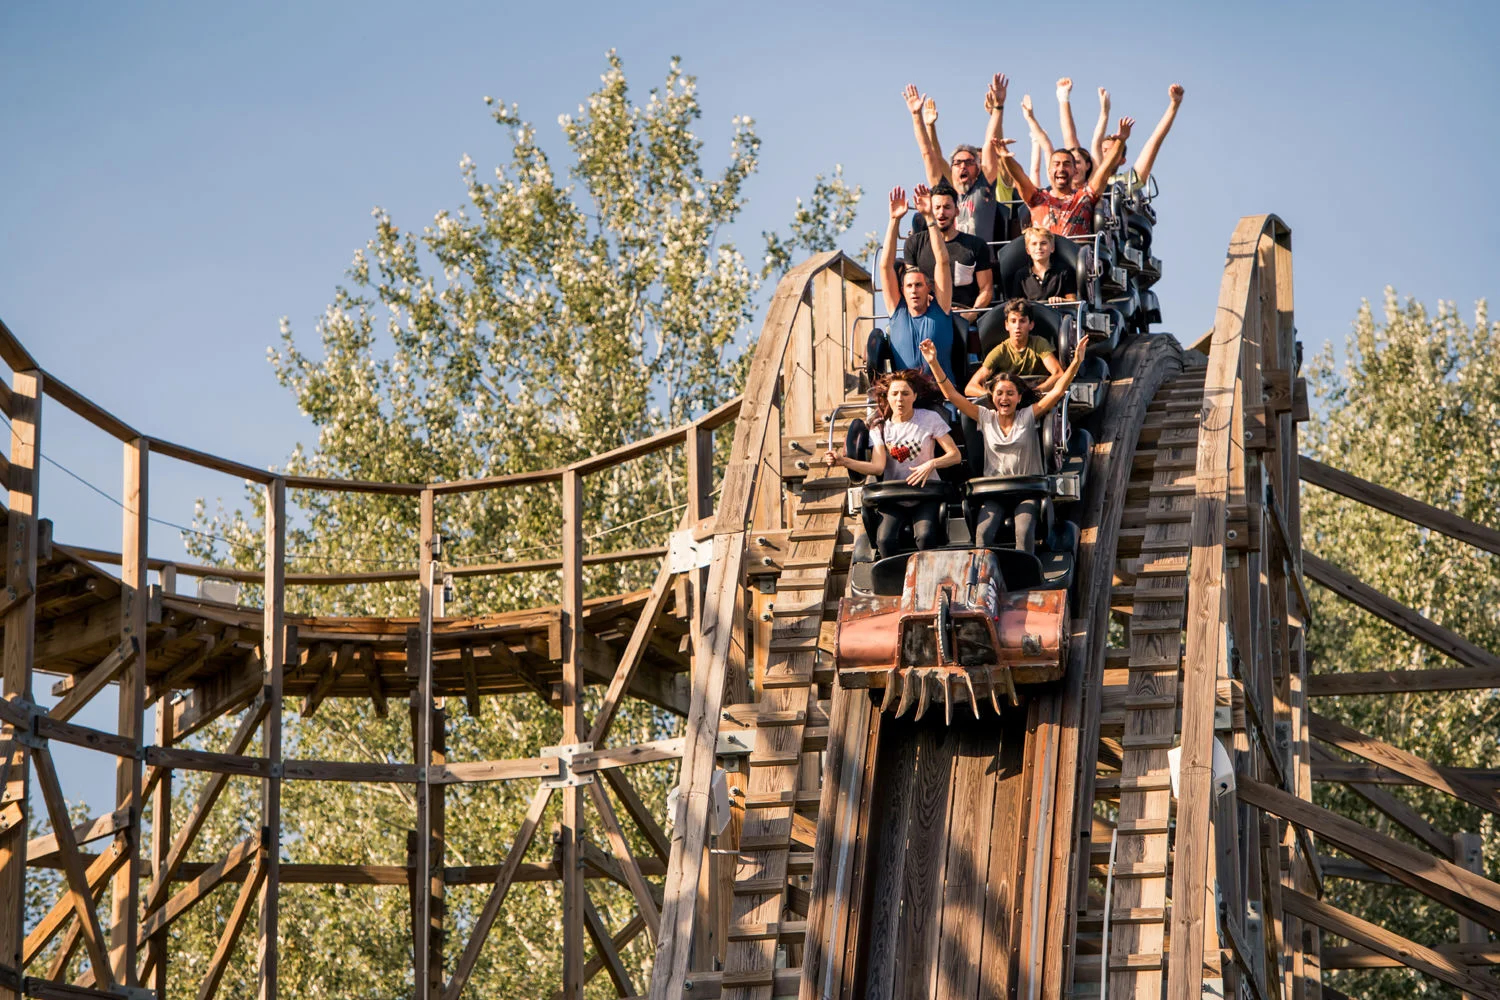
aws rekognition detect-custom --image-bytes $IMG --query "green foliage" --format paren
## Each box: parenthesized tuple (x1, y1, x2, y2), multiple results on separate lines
(1303, 290, 1500, 999)
(174, 53, 859, 997)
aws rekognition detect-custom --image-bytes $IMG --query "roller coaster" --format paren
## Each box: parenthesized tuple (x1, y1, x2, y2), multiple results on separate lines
(0, 172, 1497, 1000)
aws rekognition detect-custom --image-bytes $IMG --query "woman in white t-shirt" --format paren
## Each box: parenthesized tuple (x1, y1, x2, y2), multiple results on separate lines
(823, 369, 961, 558)
(920, 336, 1088, 552)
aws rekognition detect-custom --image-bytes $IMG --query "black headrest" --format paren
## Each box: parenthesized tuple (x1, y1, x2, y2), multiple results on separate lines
(994, 236, 1082, 302)
(979, 302, 1064, 359)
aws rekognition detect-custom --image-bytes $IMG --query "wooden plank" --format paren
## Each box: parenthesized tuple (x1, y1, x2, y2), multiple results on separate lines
(1300, 456, 1500, 557)
(138, 835, 261, 944)
(1282, 890, 1500, 999)
(602, 768, 671, 864)
(25, 808, 130, 866)
(195, 849, 267, 1000)
(47, 639, 136, 723)
(442, 785, 553, 1000)
(934, 722, 996, 1000)
(1310, 711, 1500, 815)
(1304, 552, 1499, 672)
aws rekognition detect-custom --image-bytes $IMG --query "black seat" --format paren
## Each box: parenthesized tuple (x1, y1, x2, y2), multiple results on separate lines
(978, 301, 1072, 360)
(993, 236, 1086, 303)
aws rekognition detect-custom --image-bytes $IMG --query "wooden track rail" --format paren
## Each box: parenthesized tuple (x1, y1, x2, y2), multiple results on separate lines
(0, 214, 1496, 1000)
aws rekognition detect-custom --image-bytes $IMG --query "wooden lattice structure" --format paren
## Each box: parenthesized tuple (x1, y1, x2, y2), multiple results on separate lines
(0, 217, 1496, 1000)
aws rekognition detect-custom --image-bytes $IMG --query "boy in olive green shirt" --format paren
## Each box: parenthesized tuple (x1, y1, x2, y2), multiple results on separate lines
(964, 298, 1065, 396)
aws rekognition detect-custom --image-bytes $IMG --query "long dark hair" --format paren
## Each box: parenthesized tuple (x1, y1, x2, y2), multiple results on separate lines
(985, 371, 1042, 408)
(870, 368, 942, 429)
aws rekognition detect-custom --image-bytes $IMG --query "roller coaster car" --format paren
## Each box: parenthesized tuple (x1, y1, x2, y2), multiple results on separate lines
(834, 546, 1068, 723)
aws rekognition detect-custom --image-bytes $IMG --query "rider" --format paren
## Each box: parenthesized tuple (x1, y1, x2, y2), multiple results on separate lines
(994, 117, 1134, 236)
(874, 186, 956, 384)
(902, 74, 1014, 241)
(823, 369, 962, 559)
(921, 336, 1089, 552)
(966, 299, 1065, 397)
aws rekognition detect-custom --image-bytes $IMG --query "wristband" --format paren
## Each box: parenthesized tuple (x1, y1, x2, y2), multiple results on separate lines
(1056, 87, 1069, 104)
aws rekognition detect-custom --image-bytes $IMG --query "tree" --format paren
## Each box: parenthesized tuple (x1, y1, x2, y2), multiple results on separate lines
(179, 52, 860, 997)
(1302, 290, 1500, 999)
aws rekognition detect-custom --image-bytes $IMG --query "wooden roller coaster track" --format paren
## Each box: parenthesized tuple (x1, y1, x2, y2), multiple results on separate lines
(0, 215, 1495, 1000)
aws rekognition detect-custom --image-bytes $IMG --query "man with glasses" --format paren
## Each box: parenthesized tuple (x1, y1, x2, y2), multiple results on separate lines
(902, 74, 1014, 243)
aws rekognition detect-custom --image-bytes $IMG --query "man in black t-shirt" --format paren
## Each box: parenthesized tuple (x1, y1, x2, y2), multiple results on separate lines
(1012, 226, 1078, 303)
(903, 180, 995, 318)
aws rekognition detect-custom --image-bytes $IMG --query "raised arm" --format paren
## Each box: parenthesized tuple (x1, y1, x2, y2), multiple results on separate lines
(880, 186, 908, 315)
(1032, 337, 1088, 418)
(920, 339, 981, 422)
(993, 137, 1039, 205)
(1056, 77, 1081, 152)
(928, 209, 953, 314)
(1021, 93, 1053, 187)
(923, 97, 946, 169)
(1085, 117, 1135, 199)
(979, 73, 1008, 184)
(1089, 87, 1111, 166)
(1133, 84, 1185, 186)
(903, 84, 949, 185)
(1034, 351, 1066, 393)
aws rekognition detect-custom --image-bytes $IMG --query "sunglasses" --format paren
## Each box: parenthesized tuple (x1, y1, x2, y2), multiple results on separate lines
(951, 157, 978, 166)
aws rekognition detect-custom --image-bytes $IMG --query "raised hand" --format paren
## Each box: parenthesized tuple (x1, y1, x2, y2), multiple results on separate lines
(913, 183, 933, 218)
(918, 338, 940, 365)
(1020, 93, 1035, 118)
(1169, 83, 1185, 105)
(990, 137, 1018, 158)
(990, 72, 1009, 107)
(903, 84, 924, 116)
(1116, 116, 1135, 140)
(889, 186, 910, 220)
(922, 96, 939, 127)
(1056, 77, 1073, 99)
(1098, 87, 1110, 109)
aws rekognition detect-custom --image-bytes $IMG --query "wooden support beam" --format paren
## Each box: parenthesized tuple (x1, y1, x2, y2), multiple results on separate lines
(442, 785, 552, 1000)
(302, 641, 355, 718)
(197, 849, 268, 1000)
(602, 768, 671, 865)
(586, 554, 679, 747)
(1308, 745, 1454, 858)
(257, 479, 287, 1000)
(24, 808, 130, 867)
(31, 747, 113, 991)
(1282, 890, 1500, 999)
(149, 663, 173, 996)
(559, 469, 585, 1000)
(46, 639, 136, 723)
(1303, 553, 1500, 673)
(581, 893, 635, 998)
(138, 835, 261, 946)
(22, 835, 126, 966)
(1310, 711, 1500, 816)
(586, 779, 660, 944)
(0, 368, 42, 998)
(1300, 456, 1500, 557)
(1308, 666, 1500, 697)
(413, 487, 437, 1000)
(1321, 942, 1500, 969)
(1239, 777, 1500, 933)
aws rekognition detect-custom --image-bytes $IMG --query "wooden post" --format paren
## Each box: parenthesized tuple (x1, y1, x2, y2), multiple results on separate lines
(1455, 832, 1486, 1000)
(413, 488, 438, 1000)
(110, 437, 148, 985)
(0, 369, 41, 995)
(560, 469, 585, 1000)
(257, 479, 287, 1000)
(150, 684, 173, 995)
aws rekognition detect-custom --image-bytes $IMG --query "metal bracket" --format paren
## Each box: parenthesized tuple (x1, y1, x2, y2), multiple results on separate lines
(1049, 473, 1081, 502)
(715, 730, 757, 757)
(541, 741, 595, 788)
(1214, 703, 1233, 731)
(114, 988, 157, 1000)
(669, 530, 713, 573)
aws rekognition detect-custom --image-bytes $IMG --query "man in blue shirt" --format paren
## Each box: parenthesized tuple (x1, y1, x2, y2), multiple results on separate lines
(875, 185, 955, 383)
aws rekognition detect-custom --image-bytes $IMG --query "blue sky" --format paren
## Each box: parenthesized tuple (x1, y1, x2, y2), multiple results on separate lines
(2, 0, 1496, 810)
